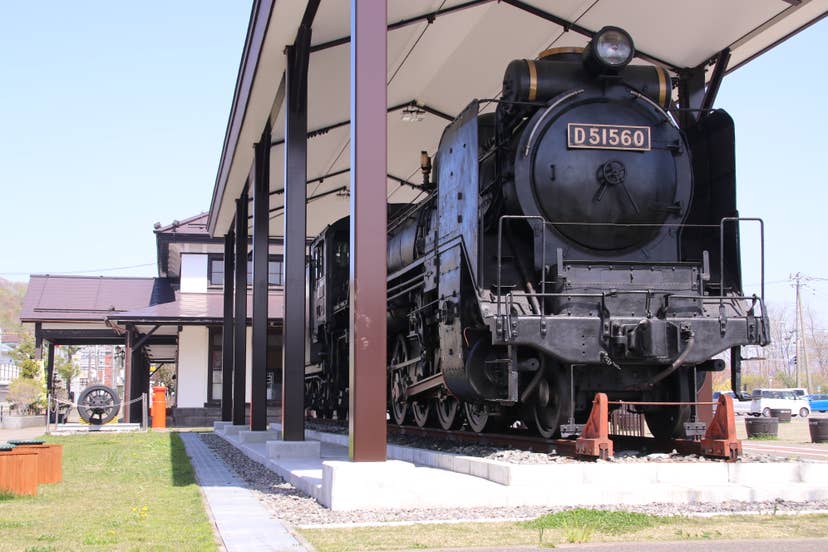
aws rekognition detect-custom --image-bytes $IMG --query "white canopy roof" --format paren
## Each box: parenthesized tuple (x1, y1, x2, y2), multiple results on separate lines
(208, 0, 827, 238)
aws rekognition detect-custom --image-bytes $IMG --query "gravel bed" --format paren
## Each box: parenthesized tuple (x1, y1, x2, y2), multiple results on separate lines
(198, 432, 827, 528)
(308, 421, 799, 464)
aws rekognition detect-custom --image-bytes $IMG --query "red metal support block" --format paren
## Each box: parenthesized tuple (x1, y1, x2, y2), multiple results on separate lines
(701, 393, 742, 461)
(576, 393, 613, 460)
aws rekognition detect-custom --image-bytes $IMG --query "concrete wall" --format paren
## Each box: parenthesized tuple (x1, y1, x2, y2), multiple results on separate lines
(177, 326, 209, 407)
(180, 253, 208, 293)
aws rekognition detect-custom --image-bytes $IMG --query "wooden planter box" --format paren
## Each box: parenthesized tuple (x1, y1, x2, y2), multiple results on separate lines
(10, 444, 63, 484)
(0, 450, 39, 496)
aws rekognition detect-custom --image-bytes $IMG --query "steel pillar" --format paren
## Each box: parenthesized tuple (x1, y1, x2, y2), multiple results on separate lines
(127, 326, 144, 423)
(348, 0, 387, 461)
(221, 227, 235, 421)
(123, 327, 133, 423)
(34, 322, 43, 361)
(251, 124, 271, 431)
(45, 343, 55, 394)
(233, 192, 249, 426)
(281, 27, 311, 442)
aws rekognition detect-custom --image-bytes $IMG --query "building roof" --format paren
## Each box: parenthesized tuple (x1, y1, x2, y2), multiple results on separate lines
(20, 275, 174, 323)
(154, 213, 210, 236)
(107, 291, 284, 325)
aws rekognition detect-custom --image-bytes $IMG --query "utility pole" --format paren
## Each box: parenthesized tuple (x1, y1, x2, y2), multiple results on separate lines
(790, 272, 811, 390)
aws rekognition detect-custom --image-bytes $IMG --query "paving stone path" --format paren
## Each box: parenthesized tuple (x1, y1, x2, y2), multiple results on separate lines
(179, 432, 307, 551)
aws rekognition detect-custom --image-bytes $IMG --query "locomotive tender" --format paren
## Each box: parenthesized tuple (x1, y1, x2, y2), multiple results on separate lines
(305, 27, 769, 439)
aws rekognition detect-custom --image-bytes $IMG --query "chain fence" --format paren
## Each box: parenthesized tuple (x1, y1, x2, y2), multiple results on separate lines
(45, 393, 148, 434)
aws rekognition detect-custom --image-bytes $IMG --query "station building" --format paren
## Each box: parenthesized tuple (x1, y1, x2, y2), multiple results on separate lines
(20, 213, 285, 426)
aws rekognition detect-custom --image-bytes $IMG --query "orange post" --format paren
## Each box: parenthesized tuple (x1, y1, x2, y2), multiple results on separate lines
(151, 386, 167, 429)
(0, 450, 39, 495)
(701, 393, 742, 461)
(576, 393, 614, 460)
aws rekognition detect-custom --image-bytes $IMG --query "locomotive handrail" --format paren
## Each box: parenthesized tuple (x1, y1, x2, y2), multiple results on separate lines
(495, 215, 767, 339)
(497, 215, 550, 331)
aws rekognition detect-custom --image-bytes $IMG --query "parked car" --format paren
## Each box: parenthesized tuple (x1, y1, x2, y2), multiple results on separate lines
(807, 394, 828, 413)
(750, 388, 811, 418)
(712, 391, 752, 416)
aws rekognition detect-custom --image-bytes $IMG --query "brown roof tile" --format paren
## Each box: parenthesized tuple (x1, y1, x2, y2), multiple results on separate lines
(107, 291, 284, 324)
(21, 275, 164, 323)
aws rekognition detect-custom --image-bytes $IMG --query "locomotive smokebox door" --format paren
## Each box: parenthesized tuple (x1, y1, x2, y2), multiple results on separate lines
(436, 102, 485, 400)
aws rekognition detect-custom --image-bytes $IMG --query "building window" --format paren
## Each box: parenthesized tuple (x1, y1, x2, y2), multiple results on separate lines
(207, 327, 223, 403)
(208, 254, 283, 288)
(208, 255, 224, 287)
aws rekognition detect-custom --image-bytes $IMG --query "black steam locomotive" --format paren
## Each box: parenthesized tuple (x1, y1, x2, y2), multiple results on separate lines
(305, 27, 769, 439)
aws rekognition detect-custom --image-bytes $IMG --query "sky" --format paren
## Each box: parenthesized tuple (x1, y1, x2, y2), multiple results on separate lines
(0, 3, 826, 322)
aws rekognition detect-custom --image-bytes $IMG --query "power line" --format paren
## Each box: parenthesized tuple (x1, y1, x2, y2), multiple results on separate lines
(0, 262, 156, 277)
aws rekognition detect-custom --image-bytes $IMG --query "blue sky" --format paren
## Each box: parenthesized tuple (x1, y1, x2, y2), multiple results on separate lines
(0, 3, 825, 321)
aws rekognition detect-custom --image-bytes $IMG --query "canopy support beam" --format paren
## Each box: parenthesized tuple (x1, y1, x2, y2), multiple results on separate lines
(701, 48, 731, 116)
(233, 190, 249, 426)
(221, 226, 235, 422)
(349, 0, 388, 462)
(281, 11, 315, 441)
(251, 122, 271, 432)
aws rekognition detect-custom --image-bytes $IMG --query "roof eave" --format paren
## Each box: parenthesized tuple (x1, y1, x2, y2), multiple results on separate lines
(208, 0, 274, 238)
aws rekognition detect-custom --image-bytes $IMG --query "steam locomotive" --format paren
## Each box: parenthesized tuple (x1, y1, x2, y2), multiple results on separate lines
(305, 27, 769, 439)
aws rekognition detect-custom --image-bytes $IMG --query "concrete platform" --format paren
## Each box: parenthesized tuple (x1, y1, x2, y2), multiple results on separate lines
(217, 424, 828, 511)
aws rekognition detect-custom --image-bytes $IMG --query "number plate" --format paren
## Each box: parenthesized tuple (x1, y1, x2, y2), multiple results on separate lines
(567, 123, 651, 151)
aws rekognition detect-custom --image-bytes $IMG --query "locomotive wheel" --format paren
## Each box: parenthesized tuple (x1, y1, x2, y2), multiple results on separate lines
(644, 405, 690, 440)
(389, 335, 410, 426)
(411, 400, 433, 428)
(533, 369, 571, 439)
(77, 384, 120, 425)
(435, 396, 463, 430)
(464, 401, 505, 433)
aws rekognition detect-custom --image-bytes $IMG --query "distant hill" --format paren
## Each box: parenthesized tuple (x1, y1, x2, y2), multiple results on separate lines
(0, 277, 27, 334)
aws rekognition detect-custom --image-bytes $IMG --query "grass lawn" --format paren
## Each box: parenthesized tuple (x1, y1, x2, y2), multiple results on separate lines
(0, 432, 216, 551)
(298, 509, 828, 552)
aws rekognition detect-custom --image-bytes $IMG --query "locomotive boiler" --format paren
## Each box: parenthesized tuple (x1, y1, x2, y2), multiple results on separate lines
(305, 27, 769, 439)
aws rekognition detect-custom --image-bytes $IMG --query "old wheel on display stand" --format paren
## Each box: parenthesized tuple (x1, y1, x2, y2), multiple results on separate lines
(77, 384, 120, 425)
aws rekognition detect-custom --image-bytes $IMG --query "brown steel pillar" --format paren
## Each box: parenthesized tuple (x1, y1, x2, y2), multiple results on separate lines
(221, 227, 235, 422)
(233, 191, 249, 425)
(34, 323, 43, 361)
(348, 0, 387, 461)
(281, 24, 312, 442)
(251, 124, 271, 431)
(45, 342, 55, 395)
(123, 327, 133, 423)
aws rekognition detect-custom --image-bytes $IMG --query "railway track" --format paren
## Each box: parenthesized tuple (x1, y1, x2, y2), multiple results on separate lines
(307, 417, 721, 460)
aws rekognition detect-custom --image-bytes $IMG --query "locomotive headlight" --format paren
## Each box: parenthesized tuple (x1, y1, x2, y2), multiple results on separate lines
(585, 26, 634, 74)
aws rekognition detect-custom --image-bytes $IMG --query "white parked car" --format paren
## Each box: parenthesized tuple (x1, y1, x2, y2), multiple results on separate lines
(750, 388, 810, 418)
(713, 391, 752, 416)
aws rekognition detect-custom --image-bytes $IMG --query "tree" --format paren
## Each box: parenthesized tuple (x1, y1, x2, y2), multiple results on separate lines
(7, 376, 45, 414)
(55, 345, 80, 392)
(9, 333, 41, 380)
(55, 355, 80, 392)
